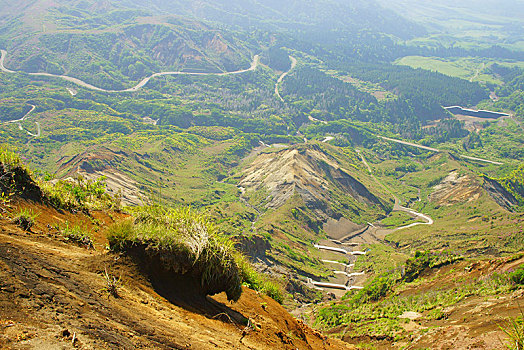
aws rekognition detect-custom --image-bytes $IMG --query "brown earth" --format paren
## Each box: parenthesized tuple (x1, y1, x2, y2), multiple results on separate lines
(239, 144, 383, 219)
(430, 170, 483, 206)
(0, 199, 352, 349)
(337, 257, 524, 349)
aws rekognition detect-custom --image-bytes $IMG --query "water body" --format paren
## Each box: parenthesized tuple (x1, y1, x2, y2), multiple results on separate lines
(444, 106, 509, 119)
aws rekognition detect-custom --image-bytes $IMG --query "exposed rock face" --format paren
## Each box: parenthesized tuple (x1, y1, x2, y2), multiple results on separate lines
(239, 144, 383, 219)
(482, 177, 519, 210)
(430, 171, 483, 206)
(57, 147, 143, 206)
(430, 170, 519, 211)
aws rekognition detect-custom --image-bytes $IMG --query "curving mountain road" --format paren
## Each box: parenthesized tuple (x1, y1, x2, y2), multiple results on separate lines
(275, 56, 297, 102)
(1, 49, 260, 93)
(4, 104, 40, 137)
(378, 135, 503, 166)
(356, 149, 433, 230)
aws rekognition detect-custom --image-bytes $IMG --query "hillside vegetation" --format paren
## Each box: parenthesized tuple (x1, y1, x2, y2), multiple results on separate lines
(0, 0, 523, 348)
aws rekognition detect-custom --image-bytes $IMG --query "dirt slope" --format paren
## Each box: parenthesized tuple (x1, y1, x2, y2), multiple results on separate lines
(334, 257, 524, 349)
(0, 200, 351, 349)
(239, 144, 384, 219)
(430, 170, 483, 206)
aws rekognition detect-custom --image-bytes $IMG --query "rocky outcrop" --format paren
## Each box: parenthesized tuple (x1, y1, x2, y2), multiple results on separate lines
(56, 147, 143, 206)
(430, 171, 483, 206)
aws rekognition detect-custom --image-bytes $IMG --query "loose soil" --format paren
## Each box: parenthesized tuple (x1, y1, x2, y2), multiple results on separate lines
(0, 199, 352, 349)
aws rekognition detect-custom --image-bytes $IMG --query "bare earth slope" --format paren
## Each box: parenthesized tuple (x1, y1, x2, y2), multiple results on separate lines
(239, 144, 386, 220)
(0, 200, 351, 349)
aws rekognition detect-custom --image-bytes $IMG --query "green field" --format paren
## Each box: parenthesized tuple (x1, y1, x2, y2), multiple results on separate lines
(395, 56, 524, 85)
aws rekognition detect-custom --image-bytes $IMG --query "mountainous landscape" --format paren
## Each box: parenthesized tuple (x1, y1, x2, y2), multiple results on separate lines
(0, 0, 523, 349)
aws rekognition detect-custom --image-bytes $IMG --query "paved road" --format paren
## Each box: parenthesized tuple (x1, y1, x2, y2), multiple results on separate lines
(378, 136, 440, 153)
(275, 56, 297, 102)
(356, 149, 433, 231)
(4, 104, 40, 137)
(1, 49, 260, 93)
(378, 135, 503, 165)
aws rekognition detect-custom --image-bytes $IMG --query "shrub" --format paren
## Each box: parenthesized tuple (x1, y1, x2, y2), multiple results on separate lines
(403, 251, 462, 282)
(350, 275, 396, 304)
(510, 266, 524, 285)
(403, 251, 432, 282)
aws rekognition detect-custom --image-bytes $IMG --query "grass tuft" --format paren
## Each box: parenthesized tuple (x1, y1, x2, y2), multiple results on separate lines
(107, 205, 243, 301)
(12, 208, 37, 231)
(101, 268, 122, 299)
(107, 205, 284, 303)
(60, 222, 94, 249)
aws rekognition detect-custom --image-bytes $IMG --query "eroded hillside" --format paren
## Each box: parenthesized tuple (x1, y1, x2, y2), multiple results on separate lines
(0, 151, 351, 349)
(239, 143, 391, 222)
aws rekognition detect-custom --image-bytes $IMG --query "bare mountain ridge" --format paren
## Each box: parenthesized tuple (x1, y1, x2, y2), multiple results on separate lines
(239, 144, 387, 221)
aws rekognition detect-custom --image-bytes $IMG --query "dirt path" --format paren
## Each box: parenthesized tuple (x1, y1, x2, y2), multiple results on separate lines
(275, 56, 297, 102)
(0, 49, 260, 93)
(469, 62, 485, 82)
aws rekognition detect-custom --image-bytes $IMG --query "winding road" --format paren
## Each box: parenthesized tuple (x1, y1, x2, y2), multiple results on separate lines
(356, 148, 433, 230)
(377, 135, 503, 166)
(1, 49, 260, 93)
(275, 56, 297, 102)
(4, 104, 40, 137)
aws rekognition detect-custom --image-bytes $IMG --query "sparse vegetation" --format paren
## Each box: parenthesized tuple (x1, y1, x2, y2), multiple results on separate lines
(60, 222, 94, 249)
(499, 307, 524, 350)
(12, 208, 36, 231)
(41, 175, 114, 211)
(101, 268, 122, 299)
(236, 253, 285, 304)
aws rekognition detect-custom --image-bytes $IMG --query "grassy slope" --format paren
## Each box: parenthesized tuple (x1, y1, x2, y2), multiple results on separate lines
(395, 56, 524, 85)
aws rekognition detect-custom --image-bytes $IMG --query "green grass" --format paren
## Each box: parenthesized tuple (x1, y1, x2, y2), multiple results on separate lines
(394, 56, 522, 85)
(354, 243, 408, 276)
(107, 205, 284, 303)
(60, 222, 94, 249)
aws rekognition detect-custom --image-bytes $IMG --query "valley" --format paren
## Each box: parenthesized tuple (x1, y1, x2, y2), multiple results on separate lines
(0, 0, 523, 349)
(0, 50, 261, 93)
